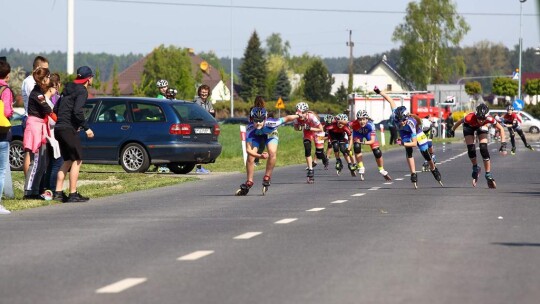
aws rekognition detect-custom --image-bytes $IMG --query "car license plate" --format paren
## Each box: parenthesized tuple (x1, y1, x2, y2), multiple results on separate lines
(194, 128, 211, 134)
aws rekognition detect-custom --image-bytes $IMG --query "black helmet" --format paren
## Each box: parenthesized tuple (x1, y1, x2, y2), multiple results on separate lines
(475, 103, 489, 119)
(506, 105, 514, 111)
(250, 107, 267, 121)
(393, 106, 409, 123)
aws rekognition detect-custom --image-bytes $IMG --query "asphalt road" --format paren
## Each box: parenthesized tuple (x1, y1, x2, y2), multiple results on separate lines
(1, 138, 539, 304)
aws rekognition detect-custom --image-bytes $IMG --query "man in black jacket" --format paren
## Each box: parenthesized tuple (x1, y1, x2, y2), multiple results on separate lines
(53, 66, 95, 203)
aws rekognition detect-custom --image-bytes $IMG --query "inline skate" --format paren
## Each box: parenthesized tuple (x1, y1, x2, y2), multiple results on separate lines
(431, 167, 443, 186)
(485, 172, 496, 189)
(262, 175, 271, 195)
(380, 169, 392, 181)
(335, 158, 343, 176)
(411, 172, 418, 189)
(358, 166, 365, 181)
(471, 164, 481, 187)
(348, 163, 357, 177)
(307, 169, 315, 184)
(235, 180, 254, 196)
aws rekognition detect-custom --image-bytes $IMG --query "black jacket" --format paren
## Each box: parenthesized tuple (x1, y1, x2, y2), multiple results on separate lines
(54, 82, 90, 131)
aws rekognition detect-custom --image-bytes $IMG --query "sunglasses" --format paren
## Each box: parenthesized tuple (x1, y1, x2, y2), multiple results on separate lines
(253, 118, 265, 123)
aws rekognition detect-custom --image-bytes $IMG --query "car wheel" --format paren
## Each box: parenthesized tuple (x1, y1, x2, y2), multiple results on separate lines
(120, 143, 150, 173)
(9, 140, 24, 171)
(167, 162, 196, 174)
(530, 126, 540, 134)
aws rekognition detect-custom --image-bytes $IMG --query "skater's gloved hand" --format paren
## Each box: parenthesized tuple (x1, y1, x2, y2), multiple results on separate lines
(304, 124, 311, 130)
(373, 86, 381, 94)
(260, 152, 269, 159)
(499, 142, 507, 155)
(512, 122, 518, 129)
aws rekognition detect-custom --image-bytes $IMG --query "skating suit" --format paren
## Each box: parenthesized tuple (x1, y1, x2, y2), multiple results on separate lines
(246, 117, 286, 148)
(294, 112, 325, 147)
(392, 113, 430, 152)
(350, 120, 380, 149)
(326, 122, 352, 144)
(462, 113, 497, 136)
(502, 112, 523, 130)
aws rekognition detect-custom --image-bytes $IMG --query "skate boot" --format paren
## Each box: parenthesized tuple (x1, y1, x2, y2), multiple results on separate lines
(471, 164, 481, 187)
(262, 175, 271, 195)
(348, 163, 357, 177)
(431, 167, 443, 186)
(358, 166, 366, 181)
(323, 157, 329, 170)
(335, 159, 343, 176)
(307, 169, 315, 184)
(410, 172, 418, 189)
(485, 172, 496, 189)
(379, 169, 392, 181)
(431, 154, 437, 164)
(511, 146, 516, 155)
(526, 144, 534, 151)
(422, 161, 429, 172)
(235, 180, 254, 196)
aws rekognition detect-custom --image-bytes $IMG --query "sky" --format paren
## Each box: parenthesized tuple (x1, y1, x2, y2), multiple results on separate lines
(3, 0, 540, 59)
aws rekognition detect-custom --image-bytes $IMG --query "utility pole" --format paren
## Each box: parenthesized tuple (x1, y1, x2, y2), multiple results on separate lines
(67, 0, 74, 74)
(346, 30, 354, 94)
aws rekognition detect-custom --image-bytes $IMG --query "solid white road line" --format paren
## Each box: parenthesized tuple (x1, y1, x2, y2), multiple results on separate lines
(177, 250, 215, 261)
(368, 187, 381, 190)
(330, 200, 348, 204)
(275, 218, 298, 224)
(351, 193, 365, 197)
(306, 208, 325, 212)
(234, 232, 262, 239)
(96, 278, 147, 294)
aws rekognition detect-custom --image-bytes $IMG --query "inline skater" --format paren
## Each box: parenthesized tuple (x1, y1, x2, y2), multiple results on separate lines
(420, 116, 437, 172)
(294, 102, 328, 183)
(322, 114, 335, 170)
(235, 107, 301, 196)
(349, 110, 391, 181)
(502, 105, 534, 155)
(375, 87, 442, 188)
(451, 103, 507, 189)
(326, 113, 357, 177)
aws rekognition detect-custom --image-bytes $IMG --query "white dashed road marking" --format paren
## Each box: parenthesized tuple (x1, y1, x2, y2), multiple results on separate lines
(307, 208, 325, 212)
(384, 182, 393, 185)
(177, 250, 214, 261)
(96, 278, 147, 294)
(368, 187, 381, 190)
(330, 200, 348, 204)
(351, 193, 365, 197)
(234, 232, 262, 239)
(395, 178, 404, 181)
(275, 218, 298, 224)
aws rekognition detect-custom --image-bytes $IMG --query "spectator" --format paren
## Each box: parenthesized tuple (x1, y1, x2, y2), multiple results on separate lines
(21, 56, 49, 176)
(193, 84, 213, 174)
(156, 79, 168, 99)
(53, 66, 95, 203)
(23, 67, 52, 199)
(43, 73, 63, 194)
(388, 118, 398, 145)
(445, 112, 455, 138)
(0, 60, 14, 214)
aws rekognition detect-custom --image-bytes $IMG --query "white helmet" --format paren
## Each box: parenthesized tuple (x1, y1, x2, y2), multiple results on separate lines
(156, 79, 169, 88)
(356, 110, 369, 119)
(296, 102, 309, 112)
(336, 113, 349, 122)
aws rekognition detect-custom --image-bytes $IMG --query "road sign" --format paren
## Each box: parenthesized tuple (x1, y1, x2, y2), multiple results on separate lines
(513, 99, 524, 111)
(275, 97, 285, 109)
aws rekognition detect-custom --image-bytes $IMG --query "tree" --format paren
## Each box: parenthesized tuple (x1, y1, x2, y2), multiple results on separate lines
(265, 33, 290, 58)
(392, 0, 469, 89)
(465, 81, 482, 96)
(524, 78, 540, 105)
(111, 64, 120, 96)
(303, 59, 333, 102)
(335, 83, 348, 103)
(239, 31, 267, 101)
(133, 45, 195, 99)
(492, 77, 518, 97)
(273, 68, 291, 101)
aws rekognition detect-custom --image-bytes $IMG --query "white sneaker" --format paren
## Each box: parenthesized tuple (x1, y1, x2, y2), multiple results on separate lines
(0, 204, 11, 215)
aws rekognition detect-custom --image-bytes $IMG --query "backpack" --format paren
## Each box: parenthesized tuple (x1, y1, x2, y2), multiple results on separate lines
(0, 86, 12, 133)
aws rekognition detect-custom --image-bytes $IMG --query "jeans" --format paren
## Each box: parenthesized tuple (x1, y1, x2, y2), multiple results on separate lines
(0, 141, 9, 202)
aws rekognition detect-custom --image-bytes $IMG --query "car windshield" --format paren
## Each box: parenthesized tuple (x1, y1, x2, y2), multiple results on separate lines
(172, 103, 215, 122)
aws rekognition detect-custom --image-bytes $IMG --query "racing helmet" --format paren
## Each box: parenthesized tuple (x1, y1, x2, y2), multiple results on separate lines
(250, 107, 267, 121)
(156, 79, 169, 88)
(324, 114, 334, 124)
(475, 103, 489, 120)
(506, 105, 514, 111)
(393, 106, 409, 123)
(356, 110, 369, 119)
(296, 102, 309, 112)
(336, 113, 349, 122)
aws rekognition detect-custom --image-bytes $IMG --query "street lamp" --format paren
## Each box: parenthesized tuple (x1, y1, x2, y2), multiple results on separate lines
(518, 0, 526, 100)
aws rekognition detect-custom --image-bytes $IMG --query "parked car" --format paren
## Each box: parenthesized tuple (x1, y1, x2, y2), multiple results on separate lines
(9, 97, 222, 174)
(488, 109, 540, 133)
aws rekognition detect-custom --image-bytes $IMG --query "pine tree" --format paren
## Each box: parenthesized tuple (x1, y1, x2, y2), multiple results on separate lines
(111, 64, 120, 96)
(273, 68, 291, 101)
(239, 31, 267, 102)
(335, 83, 348, 103)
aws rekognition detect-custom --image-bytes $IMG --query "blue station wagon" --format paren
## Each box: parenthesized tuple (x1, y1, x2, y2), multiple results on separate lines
(9, 97, 222, 174)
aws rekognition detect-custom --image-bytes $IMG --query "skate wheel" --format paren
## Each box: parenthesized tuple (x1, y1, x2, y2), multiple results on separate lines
(336, 171, 341, 176)
(438, 181, 444, 187)
(413, 182, 418, 189)
(262, 186, 267, 196)
(360, 174, 365, 181)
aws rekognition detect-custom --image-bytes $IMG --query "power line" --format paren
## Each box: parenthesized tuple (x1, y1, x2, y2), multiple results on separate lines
(82, 0, 539, 17)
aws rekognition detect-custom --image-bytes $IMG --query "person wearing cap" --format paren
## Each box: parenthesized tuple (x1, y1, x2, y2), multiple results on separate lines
(52, 66, 95, 203)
